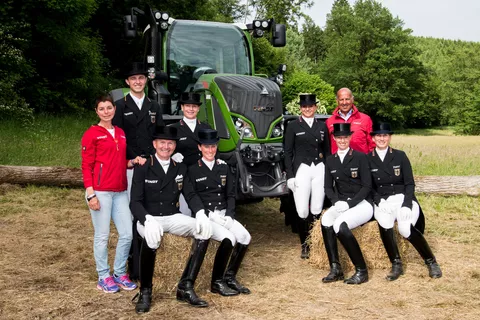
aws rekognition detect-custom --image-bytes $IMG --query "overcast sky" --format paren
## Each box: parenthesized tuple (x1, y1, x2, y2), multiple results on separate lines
(302, 0, 480, 42)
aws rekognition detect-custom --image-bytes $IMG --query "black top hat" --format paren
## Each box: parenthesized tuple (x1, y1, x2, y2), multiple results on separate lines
(299, 94, 318, 106)
(333, 123, 353, 136)
(153, 126, 178, 140)
(371, 122, 394, 135)
(179, 92, 202, 105)
(198, 129, 219, 145)
(124, 62, 147, 78)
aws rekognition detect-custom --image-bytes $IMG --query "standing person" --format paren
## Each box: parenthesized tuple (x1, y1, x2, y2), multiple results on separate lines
(188, 129, 251, 296)
(112, 62, 165, 197)
(325, 88, 375, 154)
(368, 122, 442, 280)
(171, 92, 212, 216)
(321, 123, 373, 285)
(81, 95, 144, 293)
(284, 94, 330, 259)
(130, 126, 214, 314)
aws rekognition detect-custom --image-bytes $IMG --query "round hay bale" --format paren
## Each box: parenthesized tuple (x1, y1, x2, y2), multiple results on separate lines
(152, 234, 218, 294)
(308, 220, 418, 272)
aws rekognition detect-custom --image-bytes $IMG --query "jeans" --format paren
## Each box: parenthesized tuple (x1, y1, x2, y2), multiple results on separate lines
(89, 190, 133, 280)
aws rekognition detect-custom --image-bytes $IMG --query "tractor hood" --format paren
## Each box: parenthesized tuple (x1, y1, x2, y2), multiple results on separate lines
(213, 75, 282, 139)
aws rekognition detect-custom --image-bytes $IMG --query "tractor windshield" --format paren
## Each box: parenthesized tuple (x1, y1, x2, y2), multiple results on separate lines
(167, 20, 252, 101)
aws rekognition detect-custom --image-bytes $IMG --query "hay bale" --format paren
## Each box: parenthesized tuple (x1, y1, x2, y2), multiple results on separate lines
(308, 220, 418, 272)
(151, 234, 218, 294)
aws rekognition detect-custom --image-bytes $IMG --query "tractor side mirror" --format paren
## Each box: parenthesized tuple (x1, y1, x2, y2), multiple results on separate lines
(271, 24, 286, 47)
(124, 15, 137, 38)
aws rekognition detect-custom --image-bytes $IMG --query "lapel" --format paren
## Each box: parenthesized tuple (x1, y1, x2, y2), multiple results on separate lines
(371, 148, 393, 175)
(150, 156, 166, 180)
(180, 120, 200, 142)
(298, 117, 316, 138)
(125, 94, 141, 117)
(383, 147, 395, 165)
(137, 97, 151, 125)
(342, 148, 354, 167)
(160, 159, 179, 190)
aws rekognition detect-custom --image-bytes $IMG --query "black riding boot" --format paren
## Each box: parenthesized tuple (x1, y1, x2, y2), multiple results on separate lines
(135, 239, 157, 314)
(407, 225, 442, 278)
(321, 225, 344, 283)
(211, 239, 239, 296)
(378, 226, 404, 281)
(297, 215, 312, 259)
(225, 243, 251, 294)
(336, 222, 368, 284)
(177, 239, 210, 307)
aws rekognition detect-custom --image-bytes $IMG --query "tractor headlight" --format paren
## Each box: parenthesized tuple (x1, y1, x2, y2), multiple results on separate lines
(232, 116, 255, 138)
(271, 123, 283, 138)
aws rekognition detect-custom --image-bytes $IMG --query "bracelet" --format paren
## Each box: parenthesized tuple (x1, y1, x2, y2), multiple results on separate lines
(87, 194, 97, 202)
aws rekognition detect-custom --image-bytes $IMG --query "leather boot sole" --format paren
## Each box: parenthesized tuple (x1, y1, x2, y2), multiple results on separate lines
(176, 290, 209, 307)
(211, 282, 240, 296)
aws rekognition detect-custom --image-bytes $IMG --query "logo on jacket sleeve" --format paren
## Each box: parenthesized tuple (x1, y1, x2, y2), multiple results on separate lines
(350, 167, 358, 178)
(393, 165, 401, 176)
(175, 174, 184, 190)
(220, 174, 227, 186)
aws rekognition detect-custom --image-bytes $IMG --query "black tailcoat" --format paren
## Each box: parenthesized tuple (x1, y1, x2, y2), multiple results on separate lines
(368, 147, 425, 232)
(130, 156, 204, 224)
(284, 117, 330, 179)
(187, 159, 236, 218)
(170, 120, 212, 166)
(324, 149, 372, 208)
(113, 94, 165, 159)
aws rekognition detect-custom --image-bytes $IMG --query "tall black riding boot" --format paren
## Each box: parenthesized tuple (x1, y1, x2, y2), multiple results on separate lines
(378, 226, 404, 281)
(177, 239, 210, 307)
(336, 222, 368, 284)
(407, 225, 442, 278)
(135, 239, 157, 314)
(211, 239, 238, 296)
(321, 225, 344, 283)
(297, 215, 312, 259)
(225, 243, 251, 294)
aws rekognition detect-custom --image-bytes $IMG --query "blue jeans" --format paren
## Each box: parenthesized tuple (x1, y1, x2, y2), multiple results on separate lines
(89, 191, 133, 280)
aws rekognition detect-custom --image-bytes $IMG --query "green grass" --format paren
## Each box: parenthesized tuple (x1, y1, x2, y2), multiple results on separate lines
(0, 114, 97, 167)
(1, 117, 479, 175)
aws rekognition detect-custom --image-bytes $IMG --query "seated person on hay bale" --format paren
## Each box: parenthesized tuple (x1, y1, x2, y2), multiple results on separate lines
(321, 123, 373, 285)
(368, 122, 442, 280)
(130, 126, 214, 314)
(187, 129, 251, 296)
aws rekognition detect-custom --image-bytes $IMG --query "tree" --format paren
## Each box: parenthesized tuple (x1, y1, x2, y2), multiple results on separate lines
(320, 0, 441, 127)
(249, 0, 313, 29)
(301, 16, 326, 67)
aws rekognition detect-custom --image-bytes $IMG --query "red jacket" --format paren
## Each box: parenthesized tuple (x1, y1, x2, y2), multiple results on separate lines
(81, 125, 129, 191)
(326, 105, 375, 154)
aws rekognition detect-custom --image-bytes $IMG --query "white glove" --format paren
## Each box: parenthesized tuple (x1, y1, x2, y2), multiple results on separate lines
(216, 159, 227, 165)
(334, 201, 349, 213)
(195, 210, 212, 239)
(144, 215, 162, 249)
(209, 210, 226, 226)
(379, 199, 393, 214)
(287, 178, 296, 192)
(223, 216, 234, 229)
(171, 152, 184, 163)
(398, 207, 412, 221)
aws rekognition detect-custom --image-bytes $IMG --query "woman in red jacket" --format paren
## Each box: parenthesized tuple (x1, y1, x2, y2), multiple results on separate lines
(81, 95, 145, 293)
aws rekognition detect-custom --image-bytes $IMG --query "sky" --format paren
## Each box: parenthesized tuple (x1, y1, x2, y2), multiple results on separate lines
(301, 0, 480, 42)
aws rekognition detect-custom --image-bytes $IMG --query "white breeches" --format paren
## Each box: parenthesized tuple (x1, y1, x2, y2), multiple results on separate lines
(179, 194, 192, 216)
(321, 200, 373, 233)
(208, 210, 251, 246)
(127, 168, 134, 202)
(137, 213, 207, 241)
(374, 194, 420, 238)
(293, 162, 325, 218)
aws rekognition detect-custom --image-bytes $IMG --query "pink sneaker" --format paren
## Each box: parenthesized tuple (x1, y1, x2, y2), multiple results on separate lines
(113, 274, 137, 291)
(97, 276, 120, 293)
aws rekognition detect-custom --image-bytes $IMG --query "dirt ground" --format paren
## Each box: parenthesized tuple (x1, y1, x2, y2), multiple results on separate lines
(0, 186, 479, 320)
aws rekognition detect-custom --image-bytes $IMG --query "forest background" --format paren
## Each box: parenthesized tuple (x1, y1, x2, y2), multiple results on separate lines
(1, 0, 479, 135)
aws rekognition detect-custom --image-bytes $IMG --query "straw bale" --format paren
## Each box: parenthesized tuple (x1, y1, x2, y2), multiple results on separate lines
(151, 234, 219, 294)
(308, 220, 420, 272)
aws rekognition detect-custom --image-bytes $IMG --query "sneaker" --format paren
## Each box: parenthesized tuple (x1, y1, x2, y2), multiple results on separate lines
(97, 276, 120, 293)
(113, 274, 137, 291)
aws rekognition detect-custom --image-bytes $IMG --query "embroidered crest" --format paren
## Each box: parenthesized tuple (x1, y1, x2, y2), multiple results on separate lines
(220, 174, 227, 186)
(175, 174, 184, 190)
(319, 153, 323, 159)
(351, 170, 358, 178)
(151, 115, 156, 123)
(394, 168, 401, 176)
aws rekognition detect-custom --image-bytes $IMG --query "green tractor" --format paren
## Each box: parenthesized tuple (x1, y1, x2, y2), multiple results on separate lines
(113, 5, 288, 200)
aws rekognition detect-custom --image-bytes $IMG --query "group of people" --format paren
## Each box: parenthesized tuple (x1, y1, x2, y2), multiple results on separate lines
(81, 63, 250, 314)
(81, 63, 442, 315)
(285, 89, 442, 284)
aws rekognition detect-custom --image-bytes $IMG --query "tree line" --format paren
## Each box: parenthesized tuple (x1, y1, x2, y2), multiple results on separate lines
(1, 0, 479, 134)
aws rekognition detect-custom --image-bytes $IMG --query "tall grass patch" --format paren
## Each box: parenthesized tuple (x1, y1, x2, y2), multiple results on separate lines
(0, 114, 96, 167)
(392, 135, 480, 175)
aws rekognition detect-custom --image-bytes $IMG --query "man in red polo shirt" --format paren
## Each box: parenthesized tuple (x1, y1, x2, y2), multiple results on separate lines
(326, 88, 375, 154)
